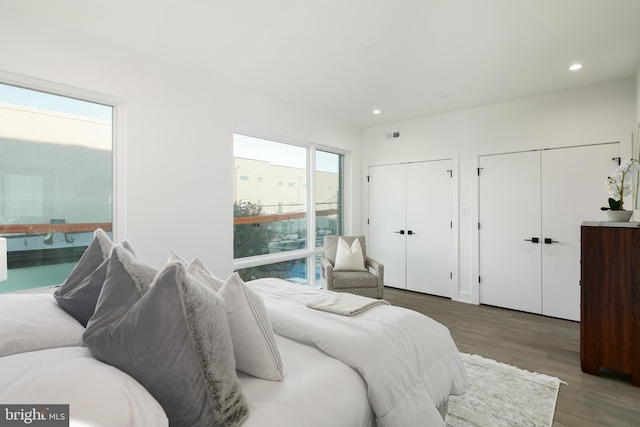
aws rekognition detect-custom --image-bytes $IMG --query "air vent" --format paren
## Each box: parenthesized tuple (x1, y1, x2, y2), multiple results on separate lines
(386, 131, 400, 139)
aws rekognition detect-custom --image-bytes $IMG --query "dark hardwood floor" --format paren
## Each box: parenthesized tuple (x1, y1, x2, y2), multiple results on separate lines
(382, 287, 640, 427)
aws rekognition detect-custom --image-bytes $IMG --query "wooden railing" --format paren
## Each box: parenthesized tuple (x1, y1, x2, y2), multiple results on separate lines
(233, 209, 339, 225)
(0, 210, 336, 233)
(0, 222, 112, 234)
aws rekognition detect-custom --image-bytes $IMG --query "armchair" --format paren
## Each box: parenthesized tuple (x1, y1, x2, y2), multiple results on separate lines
(320, 235, 384, 299)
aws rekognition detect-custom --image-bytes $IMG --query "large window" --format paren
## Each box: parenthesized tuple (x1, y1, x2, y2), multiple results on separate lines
(0, 82, 114, 293)
(233, 134, 344, 285)
(315, 150, 343, 246)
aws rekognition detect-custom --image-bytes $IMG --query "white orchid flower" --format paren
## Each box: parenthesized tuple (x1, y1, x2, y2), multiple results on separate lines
(605, 159, 640, 210)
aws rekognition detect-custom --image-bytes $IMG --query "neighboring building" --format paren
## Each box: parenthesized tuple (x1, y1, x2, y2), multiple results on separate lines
(0, 101, 112, 292)
(233, 156, 341, 250)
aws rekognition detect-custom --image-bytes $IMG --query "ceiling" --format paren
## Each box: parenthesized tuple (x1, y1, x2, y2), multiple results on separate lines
(3, 0, 640, 128)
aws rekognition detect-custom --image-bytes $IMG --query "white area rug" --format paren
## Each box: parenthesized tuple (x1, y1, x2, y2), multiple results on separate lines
(446, 353, 565, 427)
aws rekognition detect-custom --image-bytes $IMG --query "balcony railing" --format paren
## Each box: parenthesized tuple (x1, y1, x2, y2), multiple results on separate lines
(0, 222, 112, 234)
(233, 209, 338, 225)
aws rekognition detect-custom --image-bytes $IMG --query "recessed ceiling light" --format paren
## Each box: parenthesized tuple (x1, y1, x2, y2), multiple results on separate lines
(569, 63, 583, 71)
(364, 41, 381, 50)
(372, 109, 381, 115)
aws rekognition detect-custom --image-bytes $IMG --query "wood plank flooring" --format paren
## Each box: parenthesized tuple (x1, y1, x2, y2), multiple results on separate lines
(382, 287, 640, 427)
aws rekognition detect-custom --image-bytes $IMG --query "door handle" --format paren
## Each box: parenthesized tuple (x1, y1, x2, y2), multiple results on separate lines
(544, 238, 559, 244)
(394, 230, 405, 235)
(407, 230, 415, 235)
(524, 237, 540, 243)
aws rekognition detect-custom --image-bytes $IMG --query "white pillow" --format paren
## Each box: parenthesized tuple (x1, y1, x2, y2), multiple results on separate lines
(197, 269, 284, 381)
(0, 347, 168, 426)
(0, 294, 85, 357)
(334, 237, 367, 271)
(194, 268, 225, 290)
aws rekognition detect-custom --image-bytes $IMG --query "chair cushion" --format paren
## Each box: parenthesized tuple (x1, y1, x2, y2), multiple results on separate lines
(332, 271, 378, 289)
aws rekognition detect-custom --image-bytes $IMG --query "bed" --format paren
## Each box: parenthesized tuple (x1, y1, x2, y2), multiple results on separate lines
(0, 230, 467, 427)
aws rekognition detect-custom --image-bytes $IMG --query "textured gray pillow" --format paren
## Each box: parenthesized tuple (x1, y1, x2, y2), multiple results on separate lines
(168, 251, 211, 275)
(86, 245, 157, 333)
(54, 229, 136, 326)
(84, 252, 248, 427)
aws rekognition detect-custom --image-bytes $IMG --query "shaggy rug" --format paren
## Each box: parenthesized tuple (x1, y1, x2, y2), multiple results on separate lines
(446, 353, 565, 427)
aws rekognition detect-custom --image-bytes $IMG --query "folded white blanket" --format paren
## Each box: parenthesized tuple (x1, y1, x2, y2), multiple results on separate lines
(306, 293, 389, 316)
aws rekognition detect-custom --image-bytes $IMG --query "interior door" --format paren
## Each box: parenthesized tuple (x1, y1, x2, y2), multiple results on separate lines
(541, 143, 619, 320)
(479, 151, 542, 314)
(406, 160, 452, 297)
(368, 164, 407, 289)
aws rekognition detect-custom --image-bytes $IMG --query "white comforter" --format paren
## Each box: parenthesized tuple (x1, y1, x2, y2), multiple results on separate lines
(249, 279, 468, 427)
(239, 333, 375, 427)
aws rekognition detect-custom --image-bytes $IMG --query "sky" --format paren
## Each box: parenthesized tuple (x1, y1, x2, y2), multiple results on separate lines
(0, 83, 112, 121)
(234, 134, 340, 173)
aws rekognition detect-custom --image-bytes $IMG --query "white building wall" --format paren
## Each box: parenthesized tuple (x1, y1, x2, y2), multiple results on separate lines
(363, 79, 636, 303)
(0, 7, 362, 277)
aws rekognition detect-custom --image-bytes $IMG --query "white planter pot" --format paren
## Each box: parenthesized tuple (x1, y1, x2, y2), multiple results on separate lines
(606, 210, 633, 222)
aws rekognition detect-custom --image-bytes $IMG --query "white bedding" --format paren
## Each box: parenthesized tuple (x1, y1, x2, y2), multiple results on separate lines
(239, 333, 375, 427)
(0, 346, 169, 426)
(0, 293, 84, 357)
(0, 284, 465, 427)
(248, 278, 468, 427)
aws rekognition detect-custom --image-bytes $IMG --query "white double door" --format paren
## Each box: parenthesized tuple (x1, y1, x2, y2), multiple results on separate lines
(478, 143, 619, 321)
(368, 160, 452, 297)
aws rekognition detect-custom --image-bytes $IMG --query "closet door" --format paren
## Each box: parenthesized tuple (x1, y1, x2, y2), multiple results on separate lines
(478, 151, 542, 314)
(541, 143, 619, 320)
(406, 160, 452, 297)
(368, 164, 407, 289)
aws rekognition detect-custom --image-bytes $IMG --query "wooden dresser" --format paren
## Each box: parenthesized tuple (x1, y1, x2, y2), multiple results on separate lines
(580, 221, 639, 386)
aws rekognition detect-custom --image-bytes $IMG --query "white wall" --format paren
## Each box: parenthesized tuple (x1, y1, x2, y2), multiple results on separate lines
(363, 79, 636, 303)
(636, 66, 640, 129)
(0, 7, 362, 276)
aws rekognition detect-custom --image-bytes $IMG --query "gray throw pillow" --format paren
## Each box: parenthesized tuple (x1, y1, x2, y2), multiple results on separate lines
(84, 251, 248, 427)
(167, 251, 211, 275)
(87, 245, 157, 333)
(54, 229, 135, 326)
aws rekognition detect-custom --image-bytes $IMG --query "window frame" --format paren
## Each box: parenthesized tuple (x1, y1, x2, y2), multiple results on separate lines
(0, 70, 126, 281)
(232, 130, 350, 287)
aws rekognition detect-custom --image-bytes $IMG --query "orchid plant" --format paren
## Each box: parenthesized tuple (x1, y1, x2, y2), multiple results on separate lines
(603, 159, 640, 211)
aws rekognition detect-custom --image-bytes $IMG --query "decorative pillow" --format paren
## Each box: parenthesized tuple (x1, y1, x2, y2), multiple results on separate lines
(168, 251, 211, 275)
(334, 237, 367, 271)
(88, 245, 158, 332)
(197, 270, 284, 381)
(84, 257, 248, 427)
(0, 294, 85, 357)
(54, 228, 136, 326)
(194, 267, 225, 290)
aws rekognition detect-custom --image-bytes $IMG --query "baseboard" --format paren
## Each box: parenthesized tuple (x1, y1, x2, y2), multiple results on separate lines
(454, 291, 473, 304)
